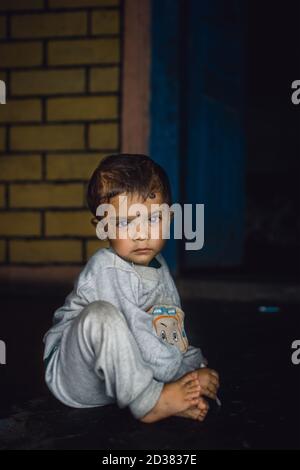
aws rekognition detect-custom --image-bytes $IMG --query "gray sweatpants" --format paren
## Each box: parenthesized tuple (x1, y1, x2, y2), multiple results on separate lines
(44, 300, 164, 419)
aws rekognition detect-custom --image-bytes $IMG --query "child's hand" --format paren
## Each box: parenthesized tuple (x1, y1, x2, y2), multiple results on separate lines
(195, 368, 219, 400)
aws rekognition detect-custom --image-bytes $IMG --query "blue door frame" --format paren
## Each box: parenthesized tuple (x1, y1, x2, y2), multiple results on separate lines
(150, 0, 181, 275)
(150, 0, 245, 275)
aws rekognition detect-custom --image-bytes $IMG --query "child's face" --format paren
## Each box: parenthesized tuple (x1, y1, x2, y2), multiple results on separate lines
(107, 191, 170, 266)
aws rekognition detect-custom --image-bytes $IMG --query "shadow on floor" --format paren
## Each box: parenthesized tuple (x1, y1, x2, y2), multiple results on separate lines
(0, 292, 299, 449)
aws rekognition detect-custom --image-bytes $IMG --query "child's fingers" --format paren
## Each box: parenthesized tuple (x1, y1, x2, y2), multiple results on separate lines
(207, 374, 219, 389)
(207, 384, 218, 396)
(202, 380, 217, 393)
(210, 370, 219, 381)
(203, 390, 217, 400)
(189, 397, 200, 406)
(186, 390, 201, 400)
(185, 393, 200, 403)
(211, 377, 220, 389)
(208, 379, 218, 390)
(181, 371, 198, 385)
(197, 398, 209, 412)
(187, 386, 201, 396)
(186, 379, 201, 390)
(203, 388, 217, 399)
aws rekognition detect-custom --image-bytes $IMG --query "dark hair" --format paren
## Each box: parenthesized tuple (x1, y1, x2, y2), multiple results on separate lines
(86, 154, 172, 219)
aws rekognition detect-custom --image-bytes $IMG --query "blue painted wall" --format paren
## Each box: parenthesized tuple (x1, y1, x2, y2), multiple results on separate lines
(150, 0, 181, 275)
(184, 0, 246, 269)
(150, 0, 246, 273)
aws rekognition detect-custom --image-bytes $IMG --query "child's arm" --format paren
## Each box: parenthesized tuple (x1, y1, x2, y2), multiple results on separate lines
(79, 267, 186, 383)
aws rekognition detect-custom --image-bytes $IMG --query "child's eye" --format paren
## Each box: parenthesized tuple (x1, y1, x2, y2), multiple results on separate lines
(173, 331, 178, 342)
(117, 220, 128, 228)
(149, 214, 161, 224)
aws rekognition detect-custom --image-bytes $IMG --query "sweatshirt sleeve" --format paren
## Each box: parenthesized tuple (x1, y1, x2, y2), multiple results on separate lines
(79, 266, 186, 383)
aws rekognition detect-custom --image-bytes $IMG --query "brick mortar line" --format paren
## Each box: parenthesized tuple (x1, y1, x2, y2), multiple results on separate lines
(0, 149, 118, 155)
(0, 34, 121, 43)
(0, 180, 91, 185)
(40, 208, 45, 237)
(1, 6, 121, 16)
(6, 64, 120, 71)
(1, 236, 98, 240)
(0, 63, 121, 71)
(0, 150, 114, 155)
(5, 93, 121, 100)
(4, 119, 120, 124)
(0, 207, 92, 211)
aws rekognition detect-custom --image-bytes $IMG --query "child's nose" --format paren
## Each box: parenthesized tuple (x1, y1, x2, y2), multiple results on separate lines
(131, 221, 149, 240)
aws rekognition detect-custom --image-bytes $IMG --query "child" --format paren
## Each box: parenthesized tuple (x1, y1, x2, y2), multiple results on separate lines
(43, 154, 219, 423)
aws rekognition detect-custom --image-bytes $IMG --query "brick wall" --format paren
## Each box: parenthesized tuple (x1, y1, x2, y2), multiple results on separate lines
(0, 0, 122, 269)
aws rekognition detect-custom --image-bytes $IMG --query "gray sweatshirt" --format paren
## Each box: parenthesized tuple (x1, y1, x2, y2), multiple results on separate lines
(43, 246, 204, 382)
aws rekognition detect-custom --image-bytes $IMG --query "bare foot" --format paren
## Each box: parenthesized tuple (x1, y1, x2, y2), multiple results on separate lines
(176, 397, 209, 421)
(140, 372, 201, 423)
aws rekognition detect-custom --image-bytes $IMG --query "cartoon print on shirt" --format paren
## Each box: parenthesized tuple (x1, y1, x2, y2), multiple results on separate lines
(146, 305, 189, 353)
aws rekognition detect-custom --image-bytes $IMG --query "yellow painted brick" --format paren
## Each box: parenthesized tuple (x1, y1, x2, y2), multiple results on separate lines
(10, 240, 82, 263)
(49, 0, 119, 7)
(11, 69, 85, 96)
(0, 42, 42, 68)
(0, 16, 6, 38)
(46, 210, 95, 236)
(46, 153, 106, 180)
(0, 128, 5, 150)
(10, 183, 84, 208)
(47, 96, 118, 121)
(92, 10, 120, 35)
(0, 184, 5, 207)
(90, 67, 119, 92)
(0, 212, 40, 236)
(0, 99, 41, 123)
(86, 239, 109, 260)
(48, 39, 119, 66)
(0, 239, 5, 262)
(12, 12, 87, 39)
(0, 155, 41, 181)
(10, 125, 85, 151)
(0, 0, 43, 11)
(89, 123, 118, 149)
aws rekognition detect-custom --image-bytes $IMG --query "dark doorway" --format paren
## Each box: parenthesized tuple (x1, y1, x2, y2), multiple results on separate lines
(244, 1, 300, 279)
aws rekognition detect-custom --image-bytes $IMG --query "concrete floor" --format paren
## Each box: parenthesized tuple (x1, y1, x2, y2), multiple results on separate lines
(0, 292, 299, 449)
